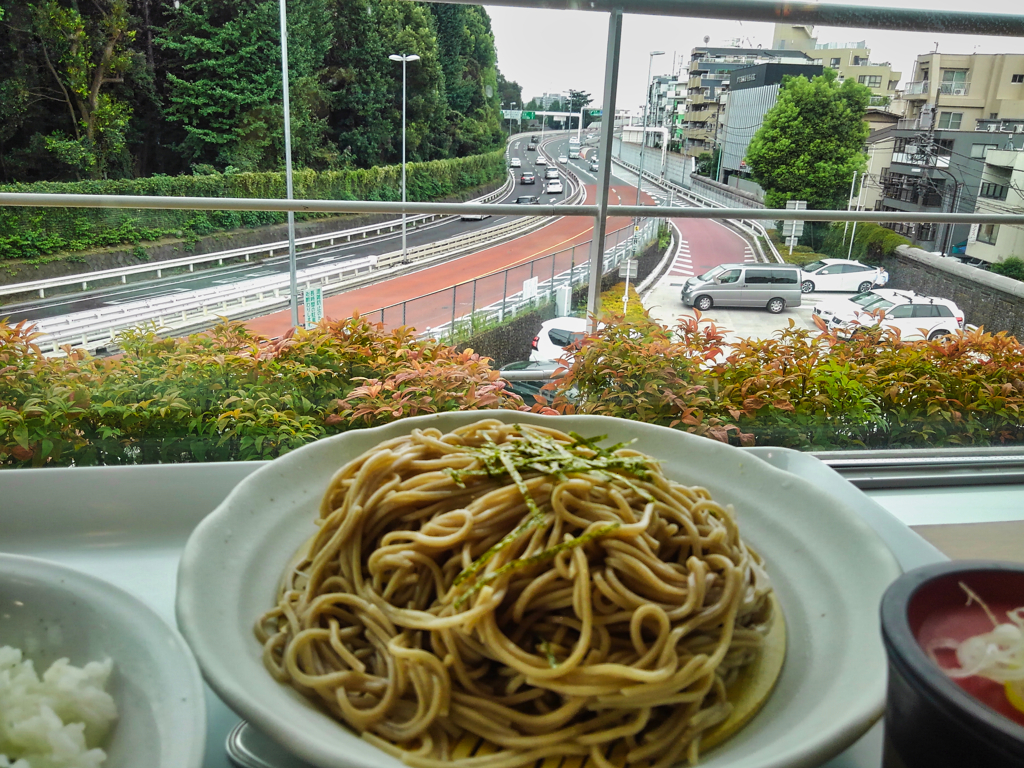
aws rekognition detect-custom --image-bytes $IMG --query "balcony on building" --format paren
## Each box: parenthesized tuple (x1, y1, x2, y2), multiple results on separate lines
(904, 80, 930, 98)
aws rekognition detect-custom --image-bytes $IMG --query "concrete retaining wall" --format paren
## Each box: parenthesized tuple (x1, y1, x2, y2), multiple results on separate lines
(885, 245, 1024, 339)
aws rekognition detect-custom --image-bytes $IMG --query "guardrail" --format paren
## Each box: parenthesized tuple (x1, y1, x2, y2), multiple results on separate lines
(612, 157, 782, 263)
(2, 172, 517, 301)
(36, 158, 589, 356)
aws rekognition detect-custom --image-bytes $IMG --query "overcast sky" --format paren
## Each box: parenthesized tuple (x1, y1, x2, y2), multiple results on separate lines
(486, 0, 1024, 114)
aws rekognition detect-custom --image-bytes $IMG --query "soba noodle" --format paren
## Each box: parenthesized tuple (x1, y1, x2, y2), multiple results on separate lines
(255, 420, 775, 768)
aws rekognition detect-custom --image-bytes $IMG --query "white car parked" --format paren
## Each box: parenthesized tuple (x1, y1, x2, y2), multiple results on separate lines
(824, 292, 965, 341)
(530, 317, 591, 362)
(813, 288, 916, 327)
(800, 259, 884, 294)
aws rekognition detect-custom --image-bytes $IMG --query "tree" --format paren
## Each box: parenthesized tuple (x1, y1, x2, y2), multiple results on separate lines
(497, 72, 521, 111)
(745, 70, 870, 211)
(156, 0, 331, 172)
(991, 256, 1024, 282)
(31, 0, 137, 178)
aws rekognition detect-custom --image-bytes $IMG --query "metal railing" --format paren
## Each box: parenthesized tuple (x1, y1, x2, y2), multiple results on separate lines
(373, 219, 657, 342)
(33, 156, 589, 356)
(1, 175, 517, 301)
(611, 156, 782, 263)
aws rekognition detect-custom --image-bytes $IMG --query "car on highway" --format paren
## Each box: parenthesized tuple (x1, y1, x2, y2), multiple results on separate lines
(459, 210, 492, 221)
(822, 291, 965, 340)
(569, 136, 580, 146)
(520, 171, 536, 185)
(589, 160, 599, 172)
(544, 167, 559, 179)
(545, 179, 563, 194)
(536, 156, 547, 165)
(569, 150, 581, 159)
(515, 195, 541, 205)
(510, 157, 521, 168)
(558, 154, 569, 164)
(527, 142, 537, 151)
(799, 259, 885, 294)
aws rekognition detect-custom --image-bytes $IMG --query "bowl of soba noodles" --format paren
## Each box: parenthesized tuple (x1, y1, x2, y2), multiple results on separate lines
(176, 411, 900, 768)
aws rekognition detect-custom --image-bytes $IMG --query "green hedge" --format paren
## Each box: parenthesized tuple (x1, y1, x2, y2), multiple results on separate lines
(0, 151, 507, 260)
(820, 222, 911, 264)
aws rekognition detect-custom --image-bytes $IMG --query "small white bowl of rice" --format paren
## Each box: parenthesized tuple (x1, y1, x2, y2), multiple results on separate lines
(0, 554, 206, 768)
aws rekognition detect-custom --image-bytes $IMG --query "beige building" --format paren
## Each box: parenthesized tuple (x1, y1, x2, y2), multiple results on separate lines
(900, 53, 1024, 132)
(772, 24, 902, 105)
(965, 149, 1024, 264)
(860, 127, 897, 213)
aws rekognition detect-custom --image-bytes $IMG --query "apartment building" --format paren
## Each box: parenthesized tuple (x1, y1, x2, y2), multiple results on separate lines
(901, 53, 1024, 133)
(772, 24, 902, 105)
(682, 46, 811, 154)
(965, 149, 1024, 264)
(719, 62, 823, 179)
(877, 129, 1024, 253)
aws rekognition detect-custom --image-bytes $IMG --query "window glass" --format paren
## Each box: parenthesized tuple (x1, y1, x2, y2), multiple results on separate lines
(936, 112, 963, 129)
(913, 306, 939, 318)
(978, 224, 1000, 244)
(745, 270, 773, 284)
(888, 305, 914, 319)
(803, 260, 827, 272)
(1013, 74, 1024, 84)
(772, 270, 799, 284)
(718, 270, 741, 284)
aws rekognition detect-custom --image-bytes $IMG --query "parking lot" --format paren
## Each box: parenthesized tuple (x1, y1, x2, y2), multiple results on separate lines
(643, 272, 822, 345)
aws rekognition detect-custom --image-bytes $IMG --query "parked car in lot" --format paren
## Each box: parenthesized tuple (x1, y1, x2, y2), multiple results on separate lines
(823, 291, 965, 340)
(530, 317, 592, 362)
(499, 360, 561, 402)
(515, 195, 541, 205)
(800, 259, 884, 294)
(681, 264, 802, 314)
(545, 179, 563, 194)
(558, 154, 569, 164)
(520, 171, 536, 185)
(510, 157, 521, 168)
(813, 288, 917, 327)
(949, 255, 992, 270)
(536, 156, 547, 165)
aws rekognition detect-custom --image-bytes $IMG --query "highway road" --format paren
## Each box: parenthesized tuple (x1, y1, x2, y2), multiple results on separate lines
(7, 130, 773, 345)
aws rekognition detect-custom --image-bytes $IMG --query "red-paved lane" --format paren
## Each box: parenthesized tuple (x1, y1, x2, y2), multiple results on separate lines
(244, 185, 651, 338)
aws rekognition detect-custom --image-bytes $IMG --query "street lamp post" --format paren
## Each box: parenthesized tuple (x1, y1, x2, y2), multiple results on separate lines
(507, 101, 516, 136)
(278, 0, 298, 328)
(389, 53, 420, 265)
(634, 51, 665, 246)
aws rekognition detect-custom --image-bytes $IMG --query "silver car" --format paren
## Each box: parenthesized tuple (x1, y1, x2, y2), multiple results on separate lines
(681, 264, 802, 314)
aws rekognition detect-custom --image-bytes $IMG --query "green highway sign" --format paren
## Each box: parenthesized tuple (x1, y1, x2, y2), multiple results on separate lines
(589, 110, 602, 116)
(521, 111, 535, 119)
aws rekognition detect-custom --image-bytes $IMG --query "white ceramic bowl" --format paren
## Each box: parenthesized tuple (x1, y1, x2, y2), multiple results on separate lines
(177, 411, 902, 768)
(0, 553, 206, 768)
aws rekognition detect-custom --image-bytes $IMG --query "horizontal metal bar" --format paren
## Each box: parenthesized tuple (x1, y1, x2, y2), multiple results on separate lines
(435, 0, 1024, 37)
(4, 192, 1024, 225)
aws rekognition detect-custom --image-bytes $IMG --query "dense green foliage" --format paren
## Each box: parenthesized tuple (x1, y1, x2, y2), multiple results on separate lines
(0, 317, 522, 466)
(991, 256, 1024, 282)
(0, 0, 519, 182)
(542, 313, 1024, 451)
(745, 70, 871, 211)
(5, 309, 1024, 467)
(820, 222, 912, 264)
(0, 150, 506, 259)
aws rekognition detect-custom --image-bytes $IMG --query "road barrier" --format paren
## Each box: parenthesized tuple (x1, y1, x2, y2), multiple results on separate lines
(2, 175, 517, 301)
(612, 158, 783, 264)
(35, 161, 589, 356)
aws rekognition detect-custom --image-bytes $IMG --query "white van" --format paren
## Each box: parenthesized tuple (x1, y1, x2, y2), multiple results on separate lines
(680, 264, 802, 314)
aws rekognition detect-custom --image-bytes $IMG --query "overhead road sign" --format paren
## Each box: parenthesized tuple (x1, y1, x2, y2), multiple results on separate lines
(589, 110, 602, 117)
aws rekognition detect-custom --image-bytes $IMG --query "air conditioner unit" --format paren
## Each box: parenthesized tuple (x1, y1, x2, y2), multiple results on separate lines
(987, 124, 999, 132)
(1015, 124, 1024, 133)
(951, 87, 967, 96)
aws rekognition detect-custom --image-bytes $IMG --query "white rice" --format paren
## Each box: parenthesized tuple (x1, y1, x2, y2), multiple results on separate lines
(0, 646, 117, 768)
